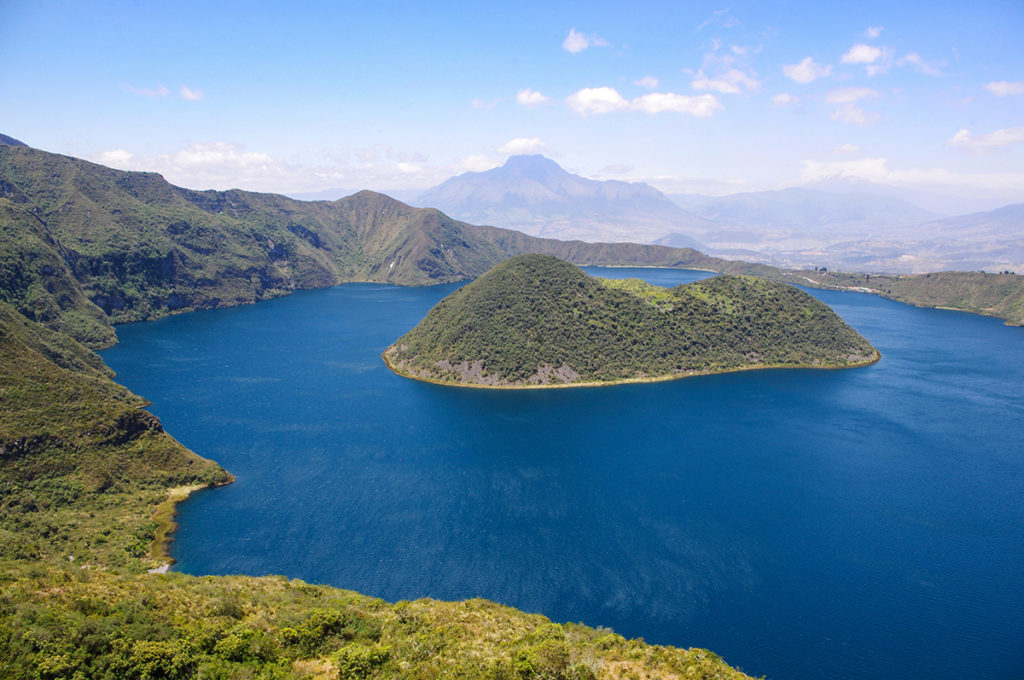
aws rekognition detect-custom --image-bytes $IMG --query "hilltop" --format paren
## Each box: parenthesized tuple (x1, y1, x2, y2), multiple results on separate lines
(384, 255, 878, 388)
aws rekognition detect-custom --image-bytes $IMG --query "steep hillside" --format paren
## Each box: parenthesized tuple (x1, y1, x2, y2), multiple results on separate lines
(385, 255, 878, 387)
(0, 301, 230, 568)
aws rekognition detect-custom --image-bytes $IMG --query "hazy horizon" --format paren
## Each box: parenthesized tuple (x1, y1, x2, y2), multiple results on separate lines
(3, 1, 1022, 210)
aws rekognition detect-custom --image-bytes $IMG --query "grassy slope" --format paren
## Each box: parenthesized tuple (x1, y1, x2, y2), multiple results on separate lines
(385, 255, 877, 387)
(0, 304, 755, 679)
(0, 301, 231, 569)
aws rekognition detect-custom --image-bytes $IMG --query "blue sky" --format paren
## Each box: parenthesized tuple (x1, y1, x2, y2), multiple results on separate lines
(2, 0, 1022, 207)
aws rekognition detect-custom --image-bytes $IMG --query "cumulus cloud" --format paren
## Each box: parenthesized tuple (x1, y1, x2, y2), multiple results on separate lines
(983, 81, 1024, 97)
(471, 98, 496, 109)
(898, 53, 943, 76)
(948, 127, 1024, 150)
(832, 143, 860, 153)
(771, 93, 799, 106)
(97, 149, 136, 165)
(826, 87, 880, 103)
(563, 27, 608, 53)
(566, 87, 630, 115)
(841, 44, 883, 64)
(516, 89, 549, 107)
(691, 68, 760, 94)
(180, 85, 203, 100)
(632, 93, 722, 117)
(783, 57, 832, 84)
(497, 138, 548, 155)
(566, 87, 722, 118)
(865, 26, 883, 38)
(634, 75, 659, 89)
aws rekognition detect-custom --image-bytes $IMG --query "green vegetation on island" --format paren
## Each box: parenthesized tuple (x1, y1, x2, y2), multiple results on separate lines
(384, 255, 878, 387)
(0, 273, 756, 678)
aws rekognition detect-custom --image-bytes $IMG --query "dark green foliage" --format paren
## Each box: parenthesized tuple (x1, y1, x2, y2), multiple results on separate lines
(386, 255, 878, 386)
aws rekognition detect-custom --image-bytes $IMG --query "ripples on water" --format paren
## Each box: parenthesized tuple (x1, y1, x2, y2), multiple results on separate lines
(101, 269, 1024, 680)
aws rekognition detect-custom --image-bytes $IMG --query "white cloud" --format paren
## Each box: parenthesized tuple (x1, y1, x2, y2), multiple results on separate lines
(97, 149, 136, 166)
(841, 44, 883, 64)
(457, 155, 498, 173)
(771, 93, 799, 106)
(471, 98, 495, 109)
(800, 156, 1024, 197)
(632, 92, 722, 117)
(826, 87, 880, 103)
(783, 57, 832, 84)
(865, 26, 883, 38)
(566, 86, 723, 118)
(566, 87, 630, 115)
(563, 27, 608, 54)
(831, 105, 877, 126)
(983, 81, 1024, 97)
(634, 75, 659, 89)
(125, 85, 169, 97)
(516, 89, 549, 107)
(948, 127, 1024, 150)
(696, 8, 739, 32)
(898, 53, 943, 76)
(497, 138, 547, 155)
(691, 68, 760, 94)
(832, 143, 860, 153)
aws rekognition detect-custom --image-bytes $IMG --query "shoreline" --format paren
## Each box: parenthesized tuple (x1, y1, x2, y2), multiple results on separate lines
(147, 476, 235, 573)
(382, 348, 881, 391)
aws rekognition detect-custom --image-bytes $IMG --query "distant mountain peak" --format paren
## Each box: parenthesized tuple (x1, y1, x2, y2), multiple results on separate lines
(416, 155, 712, 244)
(499, 154, 562, 175)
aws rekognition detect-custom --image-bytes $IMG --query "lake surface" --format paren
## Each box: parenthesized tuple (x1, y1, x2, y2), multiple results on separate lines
(101, 268, 1024, 680)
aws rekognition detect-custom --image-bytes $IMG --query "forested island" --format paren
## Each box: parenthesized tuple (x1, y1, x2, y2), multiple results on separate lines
(385, 255, 878, 388)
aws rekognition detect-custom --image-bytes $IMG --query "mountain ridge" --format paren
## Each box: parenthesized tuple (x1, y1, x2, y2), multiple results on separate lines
(416, 154, 713, 244)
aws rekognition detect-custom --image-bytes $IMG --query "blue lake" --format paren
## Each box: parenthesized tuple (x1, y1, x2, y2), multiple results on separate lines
(101, 268, 1024, 680)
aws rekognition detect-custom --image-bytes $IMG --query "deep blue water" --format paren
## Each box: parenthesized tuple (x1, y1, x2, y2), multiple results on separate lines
(101, 268, 1024, 680)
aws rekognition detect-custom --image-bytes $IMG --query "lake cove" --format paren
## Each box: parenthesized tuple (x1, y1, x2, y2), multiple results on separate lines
(101, 267, 1024, 680)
